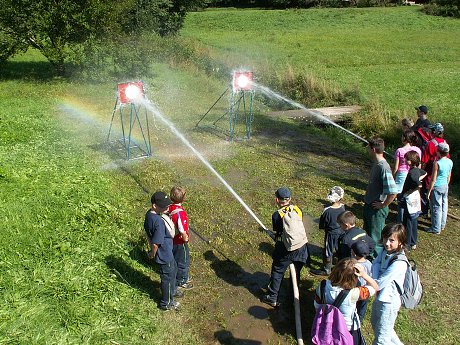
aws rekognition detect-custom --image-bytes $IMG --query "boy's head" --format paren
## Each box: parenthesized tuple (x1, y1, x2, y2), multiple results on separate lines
(367, 137, 385, 155)
(151, 191, 172, 212)
(437, 142, 450, 157)
(404, 150, 421, 168)
(337, 210, 356, 230)
(170, 186, 186, 204)
(415, 105, 428, 119)
(326, 186, 344, 204)
(428, 122, 444, 138)
(275, 187, 291, 207)
(351, 241, 370, 259)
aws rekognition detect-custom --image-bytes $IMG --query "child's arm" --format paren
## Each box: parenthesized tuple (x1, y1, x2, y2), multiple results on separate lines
(176, 214, 189, 242)
(354, 264, 378, 291)
(148, 243, 158, 259)
(392, 155, 400, 176)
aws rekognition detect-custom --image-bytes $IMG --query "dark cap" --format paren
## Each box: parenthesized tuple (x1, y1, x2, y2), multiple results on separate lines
(415, 105, 428, 114)
(151, 191, 172, 208)
(351, 241, 370, 258)
(275, 187, 291, 199)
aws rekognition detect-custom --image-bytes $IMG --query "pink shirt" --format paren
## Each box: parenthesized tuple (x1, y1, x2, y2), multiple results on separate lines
(395, 145, 421, 173)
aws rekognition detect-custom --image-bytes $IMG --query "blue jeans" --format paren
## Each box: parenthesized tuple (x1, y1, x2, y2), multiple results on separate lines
(430, 185, 448, 233)
(158, 259, 177, 309)
(371, 299, 403, 345)
(173, 243, 190, 286)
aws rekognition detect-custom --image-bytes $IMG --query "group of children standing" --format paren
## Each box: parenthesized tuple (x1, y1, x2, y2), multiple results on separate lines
(143, 186, 192, 311)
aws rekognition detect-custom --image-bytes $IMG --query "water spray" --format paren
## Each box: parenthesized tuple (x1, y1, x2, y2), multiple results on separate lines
(254, 82, 370, 145)
(139, 98, 271, 234)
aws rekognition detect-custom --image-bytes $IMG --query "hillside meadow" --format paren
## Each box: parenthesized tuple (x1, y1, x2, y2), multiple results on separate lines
(1, 7, 459, 345)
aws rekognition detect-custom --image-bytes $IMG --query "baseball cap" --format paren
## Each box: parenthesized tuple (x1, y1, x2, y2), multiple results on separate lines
(151, 191, 172, 208)
(275, 187, 291, 199)
(326, 186, 344, 203)
(415, 105, 428, 114)
(437, 142, 450, 153)
(428, 122, 444, 134)
(351, 241, 370, 258)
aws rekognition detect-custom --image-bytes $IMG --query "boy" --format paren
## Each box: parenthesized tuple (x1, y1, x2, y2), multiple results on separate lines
(412, 105, 430, 131)
(144, 191, 178, 311)
(311, 186, 345, 276)
(261, 187, 309, 307)
(400, 150, 426, 249)
(363, 137, 397, 258)
(352, 241, 372, 323)
(168, 186, 193, 290)
(426, 142, 453, 234)
(337, 211, 375, 261)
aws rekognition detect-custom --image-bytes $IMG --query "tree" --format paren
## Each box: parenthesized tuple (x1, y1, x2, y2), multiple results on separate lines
(0, 0, 208, 74)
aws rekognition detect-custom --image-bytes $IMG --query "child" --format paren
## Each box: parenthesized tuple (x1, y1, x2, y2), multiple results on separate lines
(337, 211, 375, 262)
(314, 258, 378, 344)
(351, 241, 372, 323)
(426, 142, 453, 234)
(261, 187, 309, 307)
(311, 186, 345, 276)
(144, 191, 178, 311)
(371, 223, 408, 345)
(399, 150, 426, 249)
(393, 130, 421, 196)
(168, 186, 193, 289)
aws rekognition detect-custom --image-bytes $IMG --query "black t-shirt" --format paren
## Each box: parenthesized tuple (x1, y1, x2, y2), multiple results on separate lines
(402, 167, 426, 195)
(412, 118, 431, 130)
(319, 205, 346, 235)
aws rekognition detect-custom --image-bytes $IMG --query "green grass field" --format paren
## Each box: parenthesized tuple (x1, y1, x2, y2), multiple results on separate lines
(1, 7, 459, 345)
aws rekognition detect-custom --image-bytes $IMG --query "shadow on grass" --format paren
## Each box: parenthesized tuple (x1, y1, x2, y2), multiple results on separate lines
(105, 254, 161, 302)
(0, 61, 58, 81)
(203, 250, 269, 297)
(214, 330, 262, 345)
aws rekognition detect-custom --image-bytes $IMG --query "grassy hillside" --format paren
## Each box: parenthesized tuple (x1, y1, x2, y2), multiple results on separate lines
(182, 7, 460, 146)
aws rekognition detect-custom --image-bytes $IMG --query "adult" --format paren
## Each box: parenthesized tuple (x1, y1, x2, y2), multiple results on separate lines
(420, 122, 449, 217)
(363, 137, 398, 258)
(412, 105, 430, 131)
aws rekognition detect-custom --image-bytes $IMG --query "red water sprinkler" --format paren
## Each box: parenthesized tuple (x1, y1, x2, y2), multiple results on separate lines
(118, 82, 145, 104)
(232, 71, 253, 92)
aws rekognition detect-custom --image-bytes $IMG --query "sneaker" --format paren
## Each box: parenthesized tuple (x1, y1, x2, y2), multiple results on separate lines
(173, 289, 184, 298)
(425, 228, 440, 234)
(310, 267, 331, 276)
(159, 301, 180, 311)
(411, 245, 417, 250)
(179, 282, 194, 290)
(186, 276, 193, 283)
(261, 295, 280, 308)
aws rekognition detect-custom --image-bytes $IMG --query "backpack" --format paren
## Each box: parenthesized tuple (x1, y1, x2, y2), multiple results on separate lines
(388, 254, 423, 309)
(279, 205, 308, 251)
(311, 280, 354, 345)
(161, 213, 177, 238)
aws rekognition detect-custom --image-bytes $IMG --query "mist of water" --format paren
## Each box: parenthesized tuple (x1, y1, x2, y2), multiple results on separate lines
(254, 82, 369, 145)
(140, 99, 269, 232)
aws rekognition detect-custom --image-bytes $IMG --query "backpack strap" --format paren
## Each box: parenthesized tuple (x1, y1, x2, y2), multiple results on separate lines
(387, 253, 409, 295)
(319, 280, 350, 307)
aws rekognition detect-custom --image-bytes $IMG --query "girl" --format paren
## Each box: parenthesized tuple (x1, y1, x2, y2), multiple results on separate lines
(426, 142, 453, 234)
(314, 258, 378, 344)
(371, 223, 407, 345)
(393, 130, 421, 223)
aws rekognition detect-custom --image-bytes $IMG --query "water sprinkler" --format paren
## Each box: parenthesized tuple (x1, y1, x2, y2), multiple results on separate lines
(232, 71, 253, 93)
(118, 82, 145, 104)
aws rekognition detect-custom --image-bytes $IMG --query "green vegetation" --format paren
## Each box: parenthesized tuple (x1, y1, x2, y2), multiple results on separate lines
(1, 6, 459, 344)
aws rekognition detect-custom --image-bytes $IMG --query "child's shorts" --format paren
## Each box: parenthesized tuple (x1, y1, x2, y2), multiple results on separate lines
(324, 232, 342, 258)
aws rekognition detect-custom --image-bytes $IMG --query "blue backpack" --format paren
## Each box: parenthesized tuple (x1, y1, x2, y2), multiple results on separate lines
(311, 280, 354, 345)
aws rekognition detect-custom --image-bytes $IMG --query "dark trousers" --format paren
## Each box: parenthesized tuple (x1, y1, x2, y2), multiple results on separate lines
(420, 184, 429, 216)
(158, 259, 177, 308)
(267, 242, 306, 302)
(173, 243, 190, 286)
(402, 202, 419, 247)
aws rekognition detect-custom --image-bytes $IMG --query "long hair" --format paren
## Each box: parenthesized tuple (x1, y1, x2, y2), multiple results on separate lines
(329, 258, 358, 290)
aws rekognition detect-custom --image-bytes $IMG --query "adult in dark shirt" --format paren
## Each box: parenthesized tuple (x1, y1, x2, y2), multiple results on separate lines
(412, 105, 431, 130)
